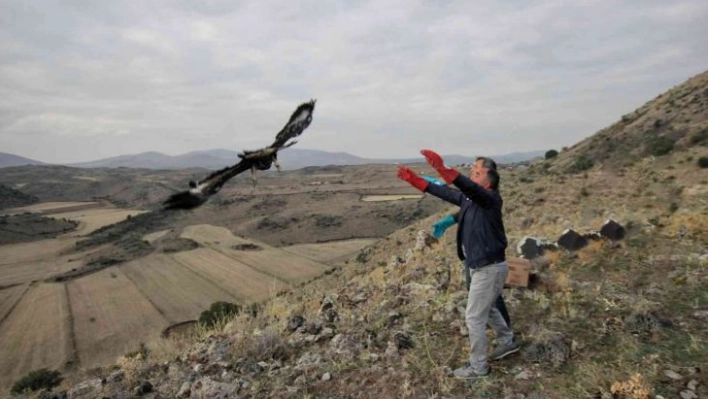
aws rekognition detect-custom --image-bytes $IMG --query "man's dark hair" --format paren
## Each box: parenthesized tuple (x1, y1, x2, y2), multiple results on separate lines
(476, 156, 497, 170)
(486, 169, 500, 191)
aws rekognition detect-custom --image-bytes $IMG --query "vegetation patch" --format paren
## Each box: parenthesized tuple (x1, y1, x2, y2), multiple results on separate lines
(567, 155, 594, 173)
(646, 136, 675, 156)
(11, 368, 62, 394)
(0, 185, 38, 210)
(199, 301, 241, 329)
(0, 213, 78, 244)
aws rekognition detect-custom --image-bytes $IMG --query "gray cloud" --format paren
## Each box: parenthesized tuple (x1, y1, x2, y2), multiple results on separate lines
(1, 0, 707, 163)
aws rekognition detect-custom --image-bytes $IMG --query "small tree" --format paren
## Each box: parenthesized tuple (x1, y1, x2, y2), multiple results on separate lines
(568, 156, 594, 174)
(698, 156, 708, 168)
(199, 301, 241, 328)
(648, 136, 674, 156)
(545, 149, 559, 159)
(11, 368, 62, 394)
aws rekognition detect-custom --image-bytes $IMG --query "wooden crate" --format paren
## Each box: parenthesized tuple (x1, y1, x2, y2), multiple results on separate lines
(505, 257, 531, 288)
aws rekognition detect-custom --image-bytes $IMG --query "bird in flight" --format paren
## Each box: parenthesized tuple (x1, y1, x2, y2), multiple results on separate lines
(163, 99, 316, 210)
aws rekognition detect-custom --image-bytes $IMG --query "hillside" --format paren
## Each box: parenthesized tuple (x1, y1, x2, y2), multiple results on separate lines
(549, 70, 708, 173)
(0, 185, 38, 210)
(35, 145, 707, 399)
(7, 70, 708, 398)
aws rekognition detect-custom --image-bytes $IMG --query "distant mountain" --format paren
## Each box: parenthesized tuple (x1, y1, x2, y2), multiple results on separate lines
(0, 152, 45, 168)
(66, 148, 545, 170)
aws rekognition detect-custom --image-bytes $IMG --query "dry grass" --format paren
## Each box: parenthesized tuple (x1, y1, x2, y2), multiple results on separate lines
(0, 283, 72, 390)
(67, 268, 170, 370)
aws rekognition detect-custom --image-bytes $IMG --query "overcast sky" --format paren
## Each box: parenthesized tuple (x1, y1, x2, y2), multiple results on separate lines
(1, 0, 707, 163)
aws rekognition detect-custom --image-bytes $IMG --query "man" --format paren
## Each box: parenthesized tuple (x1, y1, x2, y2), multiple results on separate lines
(397, 149, 518, 378)
(431, 157, 513, 330)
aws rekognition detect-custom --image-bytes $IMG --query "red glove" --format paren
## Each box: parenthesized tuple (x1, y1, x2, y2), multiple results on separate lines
(397, 166, 429, 192)
(421, 149, 459, 184)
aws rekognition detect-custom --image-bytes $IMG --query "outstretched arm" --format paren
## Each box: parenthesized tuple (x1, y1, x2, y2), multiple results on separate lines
(397, 166, 464, 206)
(421, 149, 495, 208)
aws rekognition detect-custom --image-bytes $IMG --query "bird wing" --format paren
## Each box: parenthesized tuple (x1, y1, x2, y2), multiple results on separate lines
(163, 99, 316, 210)
(271, 99, 316, 149)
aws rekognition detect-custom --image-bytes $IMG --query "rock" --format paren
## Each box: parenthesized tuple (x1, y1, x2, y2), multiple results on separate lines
(319, 296, 335, 312)
(600, 219, 626, 240)
(517, 237, 542, 259)
(402, 282, 436, 297)
(394, 331, 414, 350)
(680, 390, 697, 399)
(106, 370, 124, 383)
(133, 381, 153, 396)
(557, 229, 588, 251)
(517, 236, 557, 259)
(329, 333, 360, 359)
(190, 377, 239, 398)
(319, 327, 335, 340)
(387, 311, 402, 327)
(295, 352, 323, 370)
(39, 392, 68, 399)
(322, 372, 331, 381)
(389, 256, 405, 268)
(522, 330, 570, 368)
(434, 255, 451, 291)
(414, 230, 438, 252)
(687, 380, 699, 391)
(431, 312, 446, 322)
(67, 378, 102, 399)
(664, 369, 682, 380)
(287, 315, 305, 332)
(385, 341, 400, 360)
(692, 310, 708, 319)
(349, 293, 368, 306)
(404, 248, 415, 263)
(322, 308, 339, 323)
(177, 382, 191, 398)
(514, 370, 532, 380)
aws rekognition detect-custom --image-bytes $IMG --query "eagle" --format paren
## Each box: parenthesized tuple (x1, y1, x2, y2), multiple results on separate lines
(163, 99, 316, 210)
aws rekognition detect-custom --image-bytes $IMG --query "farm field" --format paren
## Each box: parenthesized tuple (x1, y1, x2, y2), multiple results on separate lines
(67, 268, 170, 370)
(4, 201, 99, 214)
(361, 194, 424, 202)
(171, 248, 288, 303)
(0, 239, 81, 286)
(180, 224, 334, 284)
(0, 283, 28, 324)
(120, 254, 239, 323)
(143, 229, 171, 243)
(47, 208, 146, 236)
(0, 283, 72, 386)
(282, 238, 376, 263)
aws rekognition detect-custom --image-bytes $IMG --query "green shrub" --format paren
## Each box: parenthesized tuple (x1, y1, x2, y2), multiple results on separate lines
(568, 156, 594, 173)
(690, 129, 708, 146)
(545, 149, 559, 159)
(11, 368, 62, 394)
(647, 136, 674, 156)
(199, 301, 241, 328)
(698, 157, 708, 168)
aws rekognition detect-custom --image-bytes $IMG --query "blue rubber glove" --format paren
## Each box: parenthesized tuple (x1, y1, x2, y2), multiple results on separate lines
(422, 175, 445, 186)
(432, 214, 456, 238)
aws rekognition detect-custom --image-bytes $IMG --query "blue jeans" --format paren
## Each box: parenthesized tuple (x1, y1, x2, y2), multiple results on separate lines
(465, 261, 515, 373)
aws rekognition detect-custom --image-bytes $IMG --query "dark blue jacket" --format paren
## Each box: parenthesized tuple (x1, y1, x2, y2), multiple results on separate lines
(425, 175, 507, 269)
